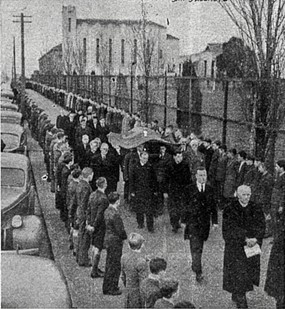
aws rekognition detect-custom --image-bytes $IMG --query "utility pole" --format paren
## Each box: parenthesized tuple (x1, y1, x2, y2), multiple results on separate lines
(13, 37, 16, 84)
(13, 13, 32, 112)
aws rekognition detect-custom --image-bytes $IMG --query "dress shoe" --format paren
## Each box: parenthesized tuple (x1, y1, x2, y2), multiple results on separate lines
(91, 271, 104, 278)
(235, 294, 248, 309)
(232, 293, 238, 303)
(195, 273, 204, 283)
(103, 289, 122, 296)
(97, 268, 105, 275)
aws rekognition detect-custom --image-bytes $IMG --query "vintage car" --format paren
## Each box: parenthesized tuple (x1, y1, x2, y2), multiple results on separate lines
(1, 153, 43, 254)
(1, 123, 27, 155)
(1, 254, 72, 308)
(0, 100, 18, 112)
(1, 110, 22, 125)
(1, 89, 15, 100)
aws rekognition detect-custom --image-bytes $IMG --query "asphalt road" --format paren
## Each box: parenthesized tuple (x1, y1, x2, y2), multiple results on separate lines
(26, 89, 276, 308)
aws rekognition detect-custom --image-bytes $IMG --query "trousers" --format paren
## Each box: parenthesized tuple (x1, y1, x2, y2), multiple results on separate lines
(102, 241, 123, 293)
(189, 235, 204, 275)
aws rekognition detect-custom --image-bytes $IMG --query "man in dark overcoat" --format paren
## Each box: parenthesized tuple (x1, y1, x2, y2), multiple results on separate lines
(168, 150, 192, 233)
(236, 150, 248, 189)
(123, 144, 145, 206)
(264, 209, 284, 309)
(91, 143, 122, 195)
(76, 167, 94, 267)
(222, 185, 265, 309)
(103, 192, 127, 295)
(253, 162, 274, 237)
(153, 145, 172, 216)
(182, 166, 218, 282)
(129, 151, 158, 232)
(86, 177, 108, 278)
(270, 159, 285, 239)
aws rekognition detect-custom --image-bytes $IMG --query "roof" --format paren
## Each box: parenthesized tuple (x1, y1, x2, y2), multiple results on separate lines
(1, 123, 25, 135)
(167, 34, 179, 41)
(77, 18, 166, 29)
(205, 43, 223, 55)
(39, 43, 62, 62)
(1, 152, 29, 170)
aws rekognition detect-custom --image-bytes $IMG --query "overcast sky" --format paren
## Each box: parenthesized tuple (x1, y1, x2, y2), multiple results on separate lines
(1, 0, 238, 77)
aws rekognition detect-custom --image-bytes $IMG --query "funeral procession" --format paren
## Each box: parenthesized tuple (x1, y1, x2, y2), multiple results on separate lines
(1, 0, 284, 308)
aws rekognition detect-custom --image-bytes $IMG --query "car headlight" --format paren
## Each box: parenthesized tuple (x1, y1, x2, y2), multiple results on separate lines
(11, 215, 23, 228)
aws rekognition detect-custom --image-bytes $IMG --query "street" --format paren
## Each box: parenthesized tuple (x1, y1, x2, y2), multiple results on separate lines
(27, 89, 276, 308)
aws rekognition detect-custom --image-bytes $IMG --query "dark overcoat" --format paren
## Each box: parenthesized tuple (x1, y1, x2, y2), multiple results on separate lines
(253, 172, 274, 214)
(182, 183, 217, 241)
(223, 158, 238, 199)
(87, 189, 109, 250)
(222, 200, 265, 294)
(129, 161, 157, 213)
(264, 215, 284, 299)
(121, 250, 149, 308)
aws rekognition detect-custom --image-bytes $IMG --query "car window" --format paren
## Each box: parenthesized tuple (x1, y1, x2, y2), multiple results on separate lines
(1, 133, 19, 150)
(1, 168, 25, 187)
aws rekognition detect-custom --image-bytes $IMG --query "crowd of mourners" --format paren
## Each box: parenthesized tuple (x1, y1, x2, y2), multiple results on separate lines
(22, 82, 284, 309)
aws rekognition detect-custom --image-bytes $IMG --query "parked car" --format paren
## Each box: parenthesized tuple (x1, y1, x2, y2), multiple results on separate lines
(1, 153, 43, 254)
(1, 253, 72, 308)
(0, 100, 18, 112)
(1, 89, 14, 100)
(1, 110, 22, 125)
(1, 123, 27, 155)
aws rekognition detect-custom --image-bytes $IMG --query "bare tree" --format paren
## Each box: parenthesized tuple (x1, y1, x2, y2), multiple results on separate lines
(63, 38, 74, 75)
(126, 0, 164, 121)
(73, 38, 86, 75)
(220, 0, 285, 169)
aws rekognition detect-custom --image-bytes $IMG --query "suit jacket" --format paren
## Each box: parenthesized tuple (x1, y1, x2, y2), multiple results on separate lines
(183, 183, 217, 241)
(74, 143, 90, 169)
(104, 206, 127, 248)
(87, 189, 109, 249)
(121, 250, 149, 308)
(236, 161, 248, 188)
(75, 179, 92, 225)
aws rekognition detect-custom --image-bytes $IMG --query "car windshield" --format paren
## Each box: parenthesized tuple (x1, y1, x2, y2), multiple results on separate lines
(1, 133, 19, 150)
(1, 168, 25, 187)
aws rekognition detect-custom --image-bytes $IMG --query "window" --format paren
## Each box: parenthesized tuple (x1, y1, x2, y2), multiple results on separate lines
(96, 38, 100, 64)
(83, 38, 87, 65)
(204, 60, 207, 77)
(68, 18, 71, 32)
(159, 49, 163, 59)
(109, 39, 112, 64)
(121, 39, 125, 65)
(133, 39, 137, 63)
(211, 60, 215, 78)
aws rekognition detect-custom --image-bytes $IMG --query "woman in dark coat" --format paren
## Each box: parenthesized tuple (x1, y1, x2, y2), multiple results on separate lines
(222, 185, 265, 308)
(264, 211, 284, 309)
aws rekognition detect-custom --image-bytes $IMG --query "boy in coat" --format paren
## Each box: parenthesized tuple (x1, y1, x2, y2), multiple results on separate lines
(121, 233, 148, 308)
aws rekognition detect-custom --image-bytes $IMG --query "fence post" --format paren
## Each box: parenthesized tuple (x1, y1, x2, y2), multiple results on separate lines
(188, 77, 192, 133)
(164, 71, 167, 128)
(222, 80, 229, 145)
